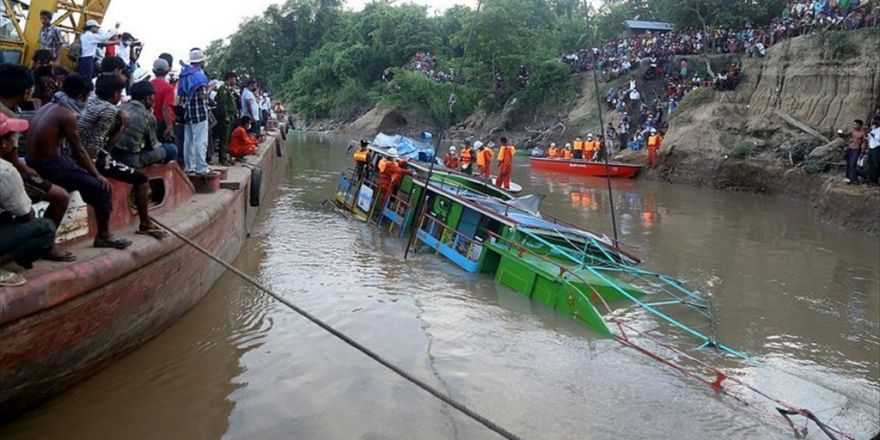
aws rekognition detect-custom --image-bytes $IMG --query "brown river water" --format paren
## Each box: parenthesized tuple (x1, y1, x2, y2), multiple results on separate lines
(2, 133, 878, 439)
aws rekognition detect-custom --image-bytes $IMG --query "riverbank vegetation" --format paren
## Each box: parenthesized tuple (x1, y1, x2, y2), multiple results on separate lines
(205, 0, 786, 125)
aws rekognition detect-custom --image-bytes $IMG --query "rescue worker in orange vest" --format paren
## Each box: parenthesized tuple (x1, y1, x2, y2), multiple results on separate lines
(377, 149, 413, 208)
(496, 137, 515, 190)
(562, 143, 574, 159)
(352, 139, 370, 180)
(647, 128, 663, 168)
(475, 141, 493, 180)
(583, 134, 597, 161)
(459, 141, 474, 175)
(573, 137, 585, 159)
(547, 142, 559, 158)
(444, 146, 460, 170)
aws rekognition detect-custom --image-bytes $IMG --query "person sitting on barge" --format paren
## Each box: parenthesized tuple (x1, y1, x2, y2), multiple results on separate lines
(229, 116, 261, 159)
(548, 142, 559, 158)
(0, 63, 74, 261)
(113, 81, 178, 169)
(78, 74, 165, 241)
(0, 114, 59, 287)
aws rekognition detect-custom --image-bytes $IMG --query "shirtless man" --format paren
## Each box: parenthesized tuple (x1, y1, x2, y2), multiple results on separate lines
(26, 74, 131, 249)
(845, 119, 866, 184)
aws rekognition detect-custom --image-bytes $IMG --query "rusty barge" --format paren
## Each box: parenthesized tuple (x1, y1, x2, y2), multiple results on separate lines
(0, 128, 289, 420)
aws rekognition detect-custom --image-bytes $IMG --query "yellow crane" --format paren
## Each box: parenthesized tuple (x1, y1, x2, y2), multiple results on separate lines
(1, 0, 112, 67)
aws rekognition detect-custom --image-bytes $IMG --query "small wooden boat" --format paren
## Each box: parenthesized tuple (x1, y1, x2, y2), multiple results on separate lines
(530, 157, 641, 178)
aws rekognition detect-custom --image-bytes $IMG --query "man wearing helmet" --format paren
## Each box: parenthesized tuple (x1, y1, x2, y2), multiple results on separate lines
(647, 128, 663, 168)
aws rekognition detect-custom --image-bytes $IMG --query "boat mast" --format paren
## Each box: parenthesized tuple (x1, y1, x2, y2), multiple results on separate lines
(404, 0, 485, 259)
(582, 0, 620, 246)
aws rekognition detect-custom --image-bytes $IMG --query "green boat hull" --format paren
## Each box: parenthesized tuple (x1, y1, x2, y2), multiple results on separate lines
(484, 242, 644, 337)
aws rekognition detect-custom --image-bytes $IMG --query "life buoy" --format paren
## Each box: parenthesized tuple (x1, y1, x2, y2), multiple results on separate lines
(249, 166, 263, 207)
(281, 128, 287, 141)
(275, 137, 283, 157)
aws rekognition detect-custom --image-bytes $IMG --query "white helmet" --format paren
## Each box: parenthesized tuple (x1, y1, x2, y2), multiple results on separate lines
(565, 143, 572, 149)
(387, 148, 399, 157)
(550, 142, 557, 147)
(587, 133, 594, 139)
(473, 141, 484, 149)
(650, 128, 658, 134)
(449, 146, 457, 153)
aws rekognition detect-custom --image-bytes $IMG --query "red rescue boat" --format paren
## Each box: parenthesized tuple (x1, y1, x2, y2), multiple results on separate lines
(530, 157, 641, 179)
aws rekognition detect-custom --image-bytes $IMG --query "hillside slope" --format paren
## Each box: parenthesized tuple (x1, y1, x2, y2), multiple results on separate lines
(659, 29, 880, 234)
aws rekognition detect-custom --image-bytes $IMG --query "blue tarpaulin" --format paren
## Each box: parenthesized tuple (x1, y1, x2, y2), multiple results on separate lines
(372, 133, 436, 162)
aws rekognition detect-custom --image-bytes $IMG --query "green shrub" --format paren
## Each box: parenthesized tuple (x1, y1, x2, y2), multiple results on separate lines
(827, 31, 859, 59)
(803, 158, 828, 174)
(519, 61, 574, 108)
(380, 69, 477, 125)
(730, 142, 757, 159)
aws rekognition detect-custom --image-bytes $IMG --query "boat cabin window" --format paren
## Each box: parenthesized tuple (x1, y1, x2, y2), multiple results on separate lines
(475, 216, 502, 242)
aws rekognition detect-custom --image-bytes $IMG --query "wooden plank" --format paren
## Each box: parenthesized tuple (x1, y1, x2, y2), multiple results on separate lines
(774, 109, 831, 143)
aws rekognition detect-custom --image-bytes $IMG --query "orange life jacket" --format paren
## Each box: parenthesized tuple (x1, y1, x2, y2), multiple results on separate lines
(584, 141, 597, 154)
(648, 135, 663, 149)
(562, 149, 573, 159)
(548, 147, 559, 158)
(573, 140, 585, 151)
(353, 149, 369, 163)
(460, 148, 473, 163)
(378, 158, 390, 173)
(498, 144, 515, 164)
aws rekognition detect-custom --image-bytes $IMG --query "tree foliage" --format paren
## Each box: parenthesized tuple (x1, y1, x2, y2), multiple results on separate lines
(208, 0, 788, 126)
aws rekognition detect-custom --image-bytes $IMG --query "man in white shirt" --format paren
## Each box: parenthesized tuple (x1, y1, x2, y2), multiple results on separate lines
(0, 114, 58, 287)
(78, 19, 118, 80)
(241, 79, 261, 137)
(867, 118, 880, 185)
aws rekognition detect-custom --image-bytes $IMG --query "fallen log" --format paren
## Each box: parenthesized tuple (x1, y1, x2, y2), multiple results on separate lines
(774, 109, 831, 143)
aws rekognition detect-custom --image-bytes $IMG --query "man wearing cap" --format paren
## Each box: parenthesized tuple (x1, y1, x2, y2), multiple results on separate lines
(78, 19, 119, 80)
(178, 48, 212, 175)
(214, 71, 239, 166)
(150, 58, 175, 145)
(114, 81, 178, 169)
(0, 114, 58, 287)
(38, 10, 64, 62)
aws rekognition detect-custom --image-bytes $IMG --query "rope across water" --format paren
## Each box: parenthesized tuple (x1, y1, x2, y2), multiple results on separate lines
(150, 217, 524, 440)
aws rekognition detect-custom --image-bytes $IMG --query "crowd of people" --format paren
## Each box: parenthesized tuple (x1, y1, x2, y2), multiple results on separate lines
(1, 12, 284, 287)
(557, 0, 877, 151)
(403, 50, 455, 83)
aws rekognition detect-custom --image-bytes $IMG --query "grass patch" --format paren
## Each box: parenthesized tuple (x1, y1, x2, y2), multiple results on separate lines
(730, 141, 757, 159)
(803, 157, 829, 174)
(673, 88, 712, 116)
(822, 31, 860, 59)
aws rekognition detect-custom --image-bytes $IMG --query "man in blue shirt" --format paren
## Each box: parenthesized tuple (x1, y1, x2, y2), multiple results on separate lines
(178, 49, 212, 175)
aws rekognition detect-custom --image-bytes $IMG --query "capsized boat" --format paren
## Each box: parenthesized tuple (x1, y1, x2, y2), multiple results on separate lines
(531, 156, 641, 179)
(334, 157, 720, 343)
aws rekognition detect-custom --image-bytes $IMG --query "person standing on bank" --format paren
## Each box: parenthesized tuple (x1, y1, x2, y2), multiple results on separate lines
(844, 119, 866, 185)
(178, 49, 212, 175)
(214, 72, 238, 166)
(867, 119, 880, 185)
